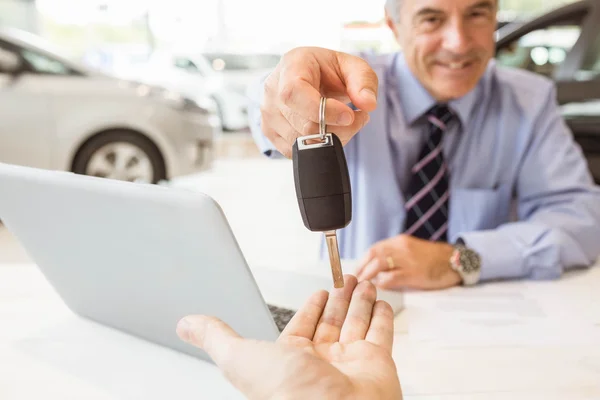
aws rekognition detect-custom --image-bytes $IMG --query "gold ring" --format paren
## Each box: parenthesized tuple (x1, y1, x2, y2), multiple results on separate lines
(386, 256, 395, 270)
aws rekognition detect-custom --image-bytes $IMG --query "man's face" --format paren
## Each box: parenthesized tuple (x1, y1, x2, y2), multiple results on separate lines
(387, 0, 497, 102)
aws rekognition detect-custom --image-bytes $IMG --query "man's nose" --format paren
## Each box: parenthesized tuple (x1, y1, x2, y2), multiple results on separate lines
(442, 19, 471, 54)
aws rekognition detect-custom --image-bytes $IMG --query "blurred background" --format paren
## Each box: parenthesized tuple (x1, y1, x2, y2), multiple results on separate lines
(1, 0, 599, 266)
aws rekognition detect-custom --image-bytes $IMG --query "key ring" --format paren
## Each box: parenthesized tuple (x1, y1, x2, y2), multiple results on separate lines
(297, 96, 332, 149)
(319, 97, 327, 141)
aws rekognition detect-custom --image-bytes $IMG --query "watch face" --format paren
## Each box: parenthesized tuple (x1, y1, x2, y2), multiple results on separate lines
(460, 248, 481, 274)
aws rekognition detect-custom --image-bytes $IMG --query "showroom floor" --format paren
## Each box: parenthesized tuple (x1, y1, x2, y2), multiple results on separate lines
(0, 131, 322, 268)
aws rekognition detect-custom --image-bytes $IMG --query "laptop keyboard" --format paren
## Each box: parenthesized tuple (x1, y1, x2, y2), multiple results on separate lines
(267, 304, 296, 332)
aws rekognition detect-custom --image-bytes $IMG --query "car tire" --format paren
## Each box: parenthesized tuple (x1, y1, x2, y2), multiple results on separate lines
(72, 130, 167, 184)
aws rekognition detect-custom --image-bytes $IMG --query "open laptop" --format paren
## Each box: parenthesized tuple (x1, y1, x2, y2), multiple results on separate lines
(0, 162, 403, 362)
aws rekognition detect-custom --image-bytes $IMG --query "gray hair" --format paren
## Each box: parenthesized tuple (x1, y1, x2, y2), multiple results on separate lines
(385, 0, 402, 23)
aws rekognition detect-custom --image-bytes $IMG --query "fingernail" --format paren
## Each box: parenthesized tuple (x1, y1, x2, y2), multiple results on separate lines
(337, 112, 353, 126)
(360, 88, 377, 103)
(176, 318, 191, 342)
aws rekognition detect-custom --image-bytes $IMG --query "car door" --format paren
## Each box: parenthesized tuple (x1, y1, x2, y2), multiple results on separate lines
(0, 40, 53, 169)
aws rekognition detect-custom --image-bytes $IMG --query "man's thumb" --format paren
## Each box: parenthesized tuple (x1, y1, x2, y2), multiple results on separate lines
(177, 315, 285, 396)
(177, 315, 241, 363)
(337, 53, 379, 112)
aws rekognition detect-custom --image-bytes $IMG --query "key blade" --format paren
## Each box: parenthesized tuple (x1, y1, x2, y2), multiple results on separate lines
(324, 230, 344, 288)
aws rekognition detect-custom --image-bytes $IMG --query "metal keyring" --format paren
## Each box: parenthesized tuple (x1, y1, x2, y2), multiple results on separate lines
(319, 97, 327, 140)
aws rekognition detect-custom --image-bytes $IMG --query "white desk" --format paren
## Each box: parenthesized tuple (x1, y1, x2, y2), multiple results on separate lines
(1, 261, 599, 400)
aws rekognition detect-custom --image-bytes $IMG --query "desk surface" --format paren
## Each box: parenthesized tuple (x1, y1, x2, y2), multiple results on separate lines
(1, 261, 599, 400)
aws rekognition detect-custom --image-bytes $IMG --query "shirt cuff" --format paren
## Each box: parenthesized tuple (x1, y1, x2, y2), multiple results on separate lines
(457, 230, 525, 282)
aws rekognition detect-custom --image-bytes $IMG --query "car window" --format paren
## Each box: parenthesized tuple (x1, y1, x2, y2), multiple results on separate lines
(20, 48, 71, 75)
(175, 57, 197, 71)
(496, 25, 582, 78)
(174, 57, 206, 76)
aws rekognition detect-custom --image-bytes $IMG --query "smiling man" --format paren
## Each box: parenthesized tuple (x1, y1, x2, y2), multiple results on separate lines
(248, 0, 600, 290)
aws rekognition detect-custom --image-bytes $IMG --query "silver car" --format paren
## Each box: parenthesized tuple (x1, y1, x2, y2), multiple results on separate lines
(0, 27, 220, 183)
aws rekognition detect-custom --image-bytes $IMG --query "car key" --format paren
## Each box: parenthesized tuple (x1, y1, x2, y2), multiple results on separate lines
(292, 97, 352, 288)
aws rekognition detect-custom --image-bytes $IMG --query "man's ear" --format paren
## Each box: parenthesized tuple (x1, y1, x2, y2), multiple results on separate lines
(385, 13, 399, 39)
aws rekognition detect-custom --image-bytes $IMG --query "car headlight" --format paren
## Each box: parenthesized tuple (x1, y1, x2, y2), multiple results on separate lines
(159, 88, 213, 115)
(180, 97, 209, 114)
(191, 96, 219, 115)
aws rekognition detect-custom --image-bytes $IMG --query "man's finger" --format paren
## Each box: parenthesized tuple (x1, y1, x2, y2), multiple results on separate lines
(279, 289, 329, 340)
(365, 300, 394, 353)
(261, 109, 294, 158)
(271, 136, 292, 159)
(374, 269, 409, 290)
(278, 77, 356, 126)
(357, 257, 387, 281)
(356, 239, 392, 280)
(313, 274, 357, 344)
(337, 52, 378, 112)
(339, 280, 377, 344)
(281, 104, 370, 143)
(354, 248, 376, 278)
(325, 110, 370, 144)
(177, 315, 241, 365)
(266, 105, 306, 145)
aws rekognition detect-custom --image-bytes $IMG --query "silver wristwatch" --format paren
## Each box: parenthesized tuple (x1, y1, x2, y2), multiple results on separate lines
(449, 240, 481, 286)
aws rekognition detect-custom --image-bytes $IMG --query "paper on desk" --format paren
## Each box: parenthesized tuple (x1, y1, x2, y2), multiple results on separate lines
(407, 289, 600, 347)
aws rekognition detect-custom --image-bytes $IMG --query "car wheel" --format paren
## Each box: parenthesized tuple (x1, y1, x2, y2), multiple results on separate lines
(72, 130, 166, 184)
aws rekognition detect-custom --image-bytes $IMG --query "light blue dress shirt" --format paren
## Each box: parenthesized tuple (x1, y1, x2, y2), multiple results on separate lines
(248, 52, 600, 282)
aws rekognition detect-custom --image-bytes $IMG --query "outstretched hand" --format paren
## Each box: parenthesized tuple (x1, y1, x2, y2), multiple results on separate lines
(176, 275, 402, 400)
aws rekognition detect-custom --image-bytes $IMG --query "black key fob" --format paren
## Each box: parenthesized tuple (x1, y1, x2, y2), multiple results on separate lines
(292, 133, 352, 232)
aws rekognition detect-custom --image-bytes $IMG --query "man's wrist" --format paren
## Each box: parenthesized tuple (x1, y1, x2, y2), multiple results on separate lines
(431, 242, 461, 284)
(437, 242, 455, 267)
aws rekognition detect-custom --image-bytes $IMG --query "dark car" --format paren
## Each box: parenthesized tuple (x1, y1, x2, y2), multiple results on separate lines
(496, 0, 600, 183)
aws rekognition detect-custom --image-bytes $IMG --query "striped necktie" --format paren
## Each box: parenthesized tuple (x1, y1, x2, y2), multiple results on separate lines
(403, 104, 454, 242)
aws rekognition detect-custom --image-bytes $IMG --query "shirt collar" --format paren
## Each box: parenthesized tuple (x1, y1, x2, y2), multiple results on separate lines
(394, 52, 481, 128)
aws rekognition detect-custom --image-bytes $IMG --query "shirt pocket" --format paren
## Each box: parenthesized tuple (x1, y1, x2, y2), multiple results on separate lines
(449, 183, 512, 239)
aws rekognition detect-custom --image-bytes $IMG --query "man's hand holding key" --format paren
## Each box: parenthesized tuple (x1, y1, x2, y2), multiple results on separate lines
(266, 47, 378, 288)
(261, 47, 379, 158)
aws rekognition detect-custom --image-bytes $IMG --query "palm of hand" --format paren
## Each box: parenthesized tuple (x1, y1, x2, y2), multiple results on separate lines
(273, 336, 400, 399)
(258, 273, 403, 400)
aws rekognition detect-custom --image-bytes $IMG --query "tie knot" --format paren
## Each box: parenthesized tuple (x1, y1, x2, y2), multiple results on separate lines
(426, 104, 454, 131)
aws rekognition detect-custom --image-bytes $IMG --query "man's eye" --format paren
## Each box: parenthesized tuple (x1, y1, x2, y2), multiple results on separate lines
(471, 10, 490, 19)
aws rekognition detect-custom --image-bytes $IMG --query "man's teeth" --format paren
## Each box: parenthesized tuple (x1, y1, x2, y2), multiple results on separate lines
(449, 62, 466, 69)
